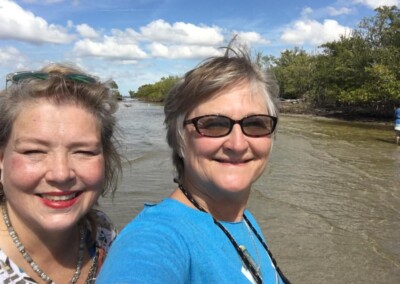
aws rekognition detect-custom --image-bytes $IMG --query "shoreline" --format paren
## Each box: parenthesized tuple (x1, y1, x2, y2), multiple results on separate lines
(279, 101, 394, 126)
(124, 98, 395, 126)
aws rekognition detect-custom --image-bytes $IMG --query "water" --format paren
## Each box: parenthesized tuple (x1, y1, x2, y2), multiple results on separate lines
(99, 100, 400, 284)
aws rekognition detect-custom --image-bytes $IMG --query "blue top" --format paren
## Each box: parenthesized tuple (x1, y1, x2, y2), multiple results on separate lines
(97, 198, 284, 284)
(395, 107, 400, 126)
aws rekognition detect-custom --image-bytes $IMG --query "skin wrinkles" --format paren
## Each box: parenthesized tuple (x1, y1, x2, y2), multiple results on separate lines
(180, 81, 272, 221)
(0, 102, 105, 236)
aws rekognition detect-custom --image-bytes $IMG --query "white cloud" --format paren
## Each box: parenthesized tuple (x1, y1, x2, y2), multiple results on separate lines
(235, 32, 270, 45)
(73, 38, 147, 60)
(0, 46, 28, 70)
(148, 42, 222, 59)
(0, 46, 21, 61)
(71, 20, 227, 61)
(67, 20, 74, 29)
(76, 24, 99, 39)
(281, 19, 352, 45)
(301, 7, 314, 17)
(149, 42, 169, 57)
(110, 28, 141, 44)
(140, 19, 224, 45)
(353, 0, 400, 9)
(301, 6, 353, 19)
(0, 0, 74, 44)
(327, 7, 353, 16)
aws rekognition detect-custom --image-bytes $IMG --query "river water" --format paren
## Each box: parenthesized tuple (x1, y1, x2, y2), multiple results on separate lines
(99, 100, 400, 284)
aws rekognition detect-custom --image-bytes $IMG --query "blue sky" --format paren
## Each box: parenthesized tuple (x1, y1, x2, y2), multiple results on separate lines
(0, 0, 397, 95)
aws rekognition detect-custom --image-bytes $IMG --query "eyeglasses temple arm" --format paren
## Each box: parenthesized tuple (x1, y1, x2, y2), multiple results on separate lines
(5, 73, 14, 89)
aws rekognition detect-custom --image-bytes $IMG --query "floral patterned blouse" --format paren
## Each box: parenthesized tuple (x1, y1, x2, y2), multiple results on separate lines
(0, 209, 117, 283)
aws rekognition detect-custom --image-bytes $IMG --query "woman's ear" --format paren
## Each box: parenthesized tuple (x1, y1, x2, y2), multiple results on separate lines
(0, 150, 4, 175)
(0, 151, 3, 184)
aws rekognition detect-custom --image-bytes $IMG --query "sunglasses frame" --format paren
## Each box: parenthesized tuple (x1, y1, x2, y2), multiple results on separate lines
(5, 71, 98, 88)
(184, 114, 278, 137)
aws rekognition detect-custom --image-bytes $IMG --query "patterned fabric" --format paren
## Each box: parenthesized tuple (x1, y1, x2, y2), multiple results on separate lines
(0, 209, 117, 284)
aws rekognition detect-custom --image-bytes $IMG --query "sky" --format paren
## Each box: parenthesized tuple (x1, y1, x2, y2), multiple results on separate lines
(0, 0, 398, 95)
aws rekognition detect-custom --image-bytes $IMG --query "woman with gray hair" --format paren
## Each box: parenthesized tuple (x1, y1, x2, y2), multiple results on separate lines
(0, 63, 122, 283)
(98, 47, 290, 284)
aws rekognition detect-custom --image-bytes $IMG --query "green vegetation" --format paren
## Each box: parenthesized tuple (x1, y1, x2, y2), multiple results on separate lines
(130, 6, 400, 119)
(129, 76, 179, 102)
(268, 5, 400, 118)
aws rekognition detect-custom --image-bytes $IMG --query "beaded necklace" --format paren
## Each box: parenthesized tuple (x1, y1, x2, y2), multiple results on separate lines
(177, 182, 291, 284)
(1, 203, 87, 284)
(84, 246, 99, 284)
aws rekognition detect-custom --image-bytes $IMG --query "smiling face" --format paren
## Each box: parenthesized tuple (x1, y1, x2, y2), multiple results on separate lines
(0, 101, 105, 233)
(181, 80, 273, 201)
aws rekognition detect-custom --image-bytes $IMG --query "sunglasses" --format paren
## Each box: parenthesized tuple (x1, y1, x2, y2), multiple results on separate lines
(184, 114, 278, 137)
(5, 71, 97, 88)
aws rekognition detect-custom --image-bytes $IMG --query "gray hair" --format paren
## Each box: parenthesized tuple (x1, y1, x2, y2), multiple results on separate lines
(164, 47, 279, 180)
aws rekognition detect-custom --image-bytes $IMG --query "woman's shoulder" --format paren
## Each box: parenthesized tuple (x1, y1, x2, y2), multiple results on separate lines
(89, 209, 118, 251)
(135, 198, 212, 225)
(115, 199, 213, 243)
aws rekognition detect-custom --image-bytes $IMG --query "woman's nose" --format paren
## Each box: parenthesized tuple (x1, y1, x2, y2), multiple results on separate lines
(224, 124, 248, 151)
(45, 154, 75, 184)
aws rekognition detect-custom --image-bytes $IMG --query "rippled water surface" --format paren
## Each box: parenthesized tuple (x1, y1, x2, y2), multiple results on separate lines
(100, 100, 400, 284)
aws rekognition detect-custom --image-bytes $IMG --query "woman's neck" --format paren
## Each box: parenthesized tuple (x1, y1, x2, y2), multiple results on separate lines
(170, 181, 249, 222)
(0, 202, 88, 284)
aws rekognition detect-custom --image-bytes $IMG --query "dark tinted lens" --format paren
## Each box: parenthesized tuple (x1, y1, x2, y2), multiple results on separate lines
(197, 116, 231, 137)
(66, 74, 97, 84)
(10, 72, 96, 84)
(242, 115, 274, 136)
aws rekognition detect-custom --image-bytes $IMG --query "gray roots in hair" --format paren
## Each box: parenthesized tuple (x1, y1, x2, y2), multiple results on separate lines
(164, 48, 279, 180)
(0, 63, 122, 201)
